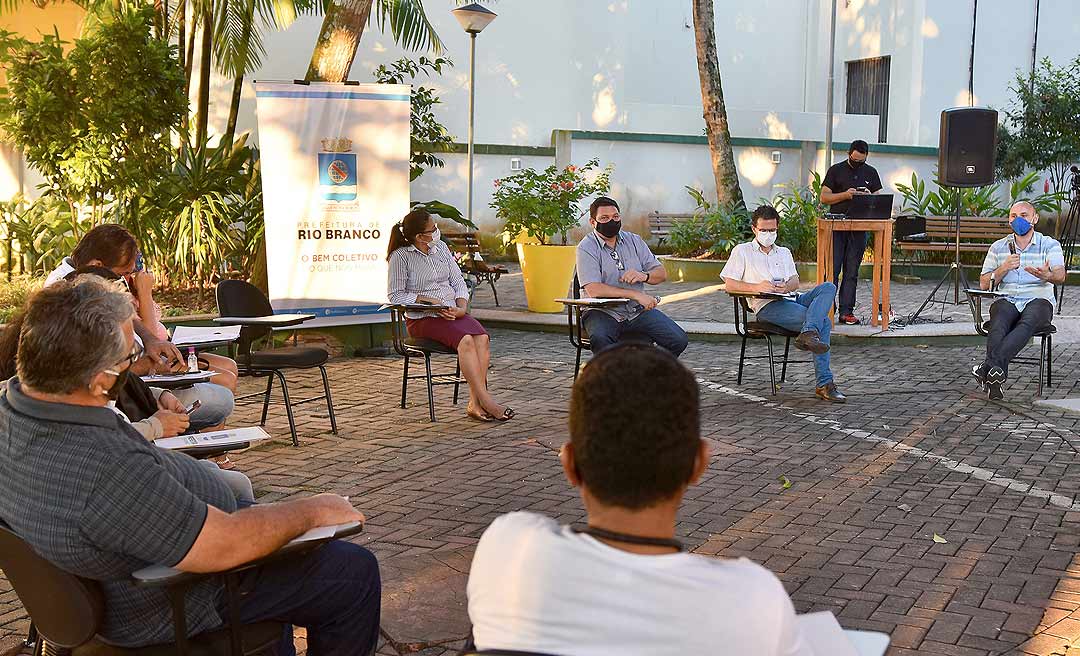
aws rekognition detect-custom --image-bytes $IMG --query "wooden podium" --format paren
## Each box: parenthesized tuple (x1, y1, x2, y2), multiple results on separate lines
(816, 218, 894, 330)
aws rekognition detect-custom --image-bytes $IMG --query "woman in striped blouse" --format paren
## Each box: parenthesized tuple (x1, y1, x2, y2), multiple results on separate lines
(387, 209, 515, 422)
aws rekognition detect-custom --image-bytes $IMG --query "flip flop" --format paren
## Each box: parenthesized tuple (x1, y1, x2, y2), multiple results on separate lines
(496, 407, 516, 422)
(467, 408, 495, 422)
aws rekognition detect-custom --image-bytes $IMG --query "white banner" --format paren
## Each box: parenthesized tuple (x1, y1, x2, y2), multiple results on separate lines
(254, 81, 410, 326)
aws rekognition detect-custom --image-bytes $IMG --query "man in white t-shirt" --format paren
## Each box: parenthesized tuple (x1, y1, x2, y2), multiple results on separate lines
(721, 205, 845, 403)
(467, 344, 811, 656)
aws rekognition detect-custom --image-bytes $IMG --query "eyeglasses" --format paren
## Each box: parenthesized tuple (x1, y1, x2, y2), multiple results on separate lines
(595, 213, 620, 223)
(609, 248, 625, 271)
(111, 343, 144, 371)
(418, 223, 439, 236)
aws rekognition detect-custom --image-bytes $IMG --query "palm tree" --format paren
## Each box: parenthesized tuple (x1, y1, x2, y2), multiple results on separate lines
(691, 0, 744, 209)
(305, 0, 473, 82)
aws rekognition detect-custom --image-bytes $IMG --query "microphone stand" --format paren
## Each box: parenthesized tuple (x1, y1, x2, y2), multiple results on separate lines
(910, 187, 977, 322)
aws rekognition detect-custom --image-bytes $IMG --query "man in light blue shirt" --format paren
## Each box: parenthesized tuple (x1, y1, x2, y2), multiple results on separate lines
(575, 196, 688, 357)
(974, 201, 1065, 400)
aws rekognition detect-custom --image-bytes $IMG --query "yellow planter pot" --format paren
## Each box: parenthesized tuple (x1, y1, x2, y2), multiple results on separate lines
(516, 242, 578, 313)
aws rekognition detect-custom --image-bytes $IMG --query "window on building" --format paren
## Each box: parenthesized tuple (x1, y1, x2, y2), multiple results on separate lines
(846, 56, 891, 142)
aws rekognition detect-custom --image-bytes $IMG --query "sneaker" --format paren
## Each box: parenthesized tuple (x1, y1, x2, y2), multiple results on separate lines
(971, 363, 987, 388)
(815, 382, 847, 403)
(839, 314, 860, 325)
(795, 330, 829, 355)
(985, 366, 1006, 401)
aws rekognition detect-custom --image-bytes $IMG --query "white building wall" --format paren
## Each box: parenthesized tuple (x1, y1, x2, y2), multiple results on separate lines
(4, 0, 1079, 232)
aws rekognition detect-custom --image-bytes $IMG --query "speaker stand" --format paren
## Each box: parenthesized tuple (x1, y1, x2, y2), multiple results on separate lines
(910, 188, 977, 322)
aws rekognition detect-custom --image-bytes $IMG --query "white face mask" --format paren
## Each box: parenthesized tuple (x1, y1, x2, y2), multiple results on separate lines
(756, 231, 778, 248)
(432, 226, 442, 243)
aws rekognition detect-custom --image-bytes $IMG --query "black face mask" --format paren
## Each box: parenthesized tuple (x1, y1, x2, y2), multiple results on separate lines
(105, 368, 130, 401)
(596, 220, 621, 239)
(848, 158, 865, 169)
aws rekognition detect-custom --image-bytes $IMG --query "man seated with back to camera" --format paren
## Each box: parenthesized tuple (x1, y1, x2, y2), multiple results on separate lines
(467, 344, 810, 655)
(0, 279, 380, 654)
(721, 205, 845, 402)
(574, 196, 688, 357)
(973, 201, 1065, 400)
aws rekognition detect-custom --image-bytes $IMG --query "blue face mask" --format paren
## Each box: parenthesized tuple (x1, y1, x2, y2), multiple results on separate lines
(1010, 216, 1033, 236)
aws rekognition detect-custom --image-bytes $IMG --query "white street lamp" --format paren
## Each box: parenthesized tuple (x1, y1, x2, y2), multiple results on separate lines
(452, 3, 497, 225)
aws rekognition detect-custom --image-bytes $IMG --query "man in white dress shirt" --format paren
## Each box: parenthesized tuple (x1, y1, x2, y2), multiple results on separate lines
(721, 205, 845, 402)
(467, 344, 811, 656)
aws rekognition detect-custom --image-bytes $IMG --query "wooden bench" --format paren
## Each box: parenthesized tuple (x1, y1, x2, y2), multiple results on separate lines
(647, 212, 695, 246)
(895, 215, 1012, 255)
(440, 232, 510, 306)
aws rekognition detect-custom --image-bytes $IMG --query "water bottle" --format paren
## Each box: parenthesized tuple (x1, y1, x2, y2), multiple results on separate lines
(186, 347, 198, 373)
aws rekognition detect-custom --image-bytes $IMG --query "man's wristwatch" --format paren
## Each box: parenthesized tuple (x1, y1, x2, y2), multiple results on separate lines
(644, 271, 651, 283)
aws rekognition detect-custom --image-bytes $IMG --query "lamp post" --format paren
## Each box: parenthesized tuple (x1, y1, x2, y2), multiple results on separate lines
(452, 3, 497, 226)
(824, 0, 837, 171)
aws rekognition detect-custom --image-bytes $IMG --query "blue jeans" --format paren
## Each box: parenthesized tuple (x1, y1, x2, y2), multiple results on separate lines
(220, 540, 382, 656)
(583, 308, 689, 357)
(756, 282, 835, 387)
(172, 383, 235, 431)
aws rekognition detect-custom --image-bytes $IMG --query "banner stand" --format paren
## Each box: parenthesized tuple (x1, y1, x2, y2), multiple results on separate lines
(254, 80, 411, 328)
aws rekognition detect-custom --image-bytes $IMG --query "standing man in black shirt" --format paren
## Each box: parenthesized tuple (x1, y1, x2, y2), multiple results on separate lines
(820, 140, 882, 325)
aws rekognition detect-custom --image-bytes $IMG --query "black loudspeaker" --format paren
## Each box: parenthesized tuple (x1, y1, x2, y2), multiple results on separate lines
(938, 107, 998, 187)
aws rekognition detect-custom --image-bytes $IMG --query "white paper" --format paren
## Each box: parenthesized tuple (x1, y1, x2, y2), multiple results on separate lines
(141, 371, 214, 385)
(154, 426, 271, 450)
(172, 325, 242, 346)
(287, 521, 362, 546)
(378, 302, 453, 311)
(553, 297, 632, 306)
(796, 612, 859, 656)
(761, 292, 799, 301)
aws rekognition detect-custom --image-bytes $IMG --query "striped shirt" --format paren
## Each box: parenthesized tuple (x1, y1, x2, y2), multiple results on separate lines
(388, 241, 470, 318)
(980, 231, 1063, 311)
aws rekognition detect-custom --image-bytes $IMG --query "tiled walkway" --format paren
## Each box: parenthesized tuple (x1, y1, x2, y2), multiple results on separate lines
(6, 327, 1080, 654)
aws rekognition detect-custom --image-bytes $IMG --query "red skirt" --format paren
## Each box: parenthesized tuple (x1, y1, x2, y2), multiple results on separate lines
(406, 314, 488, 350)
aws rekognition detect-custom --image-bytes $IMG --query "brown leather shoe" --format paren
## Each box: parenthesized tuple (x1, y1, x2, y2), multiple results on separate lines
(795, 330, 829, 354)
(815, 382, 847, 403)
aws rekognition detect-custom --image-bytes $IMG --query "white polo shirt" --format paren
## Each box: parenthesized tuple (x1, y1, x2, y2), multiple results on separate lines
(721, 240, 799, 312)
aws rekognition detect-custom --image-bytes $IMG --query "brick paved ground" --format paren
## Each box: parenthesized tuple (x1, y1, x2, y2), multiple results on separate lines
(7, 326, 1080, 655)
(468, 262, 1080, 328)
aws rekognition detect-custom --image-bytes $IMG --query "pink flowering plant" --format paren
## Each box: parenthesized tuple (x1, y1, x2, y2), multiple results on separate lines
(491, 158, 612, 245)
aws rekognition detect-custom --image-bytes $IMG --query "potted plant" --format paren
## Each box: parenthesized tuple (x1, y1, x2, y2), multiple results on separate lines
(491, 158, 612, 312)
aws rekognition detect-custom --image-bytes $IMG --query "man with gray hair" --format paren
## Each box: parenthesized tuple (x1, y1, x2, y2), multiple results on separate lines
(974, 201, 1065, 400)
(0, 280, 381, 654)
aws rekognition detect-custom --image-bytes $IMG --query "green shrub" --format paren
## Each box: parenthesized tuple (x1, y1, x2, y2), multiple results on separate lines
(667, 186, 749, 259)
(765, 171, 825, 262)
(0, 276, 42, 323)
(895, 170, 1065, 218)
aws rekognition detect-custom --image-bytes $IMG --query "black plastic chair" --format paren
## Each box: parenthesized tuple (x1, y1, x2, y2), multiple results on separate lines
(386, 305, 464, 422)
(730, 293, 813, 395)
(965, 288, 1055, 397)
(215, 280, 338, 446)
(566, 274, 651, 380)
(0, 520, 283, 656)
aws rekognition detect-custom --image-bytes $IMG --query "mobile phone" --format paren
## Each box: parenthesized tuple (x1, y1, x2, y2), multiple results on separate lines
(184, 399, 202, 415)
(134, 251, 145, 272)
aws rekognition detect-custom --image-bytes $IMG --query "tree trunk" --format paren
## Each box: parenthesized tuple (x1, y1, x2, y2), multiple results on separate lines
(692, 0, 744, 209)
(304, 0, 373, 82)
(223, 73, 244, 146)
(194, 9, 213, 147)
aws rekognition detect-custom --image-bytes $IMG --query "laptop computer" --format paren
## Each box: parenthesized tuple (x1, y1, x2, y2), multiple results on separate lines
(845, 193, 893, 219)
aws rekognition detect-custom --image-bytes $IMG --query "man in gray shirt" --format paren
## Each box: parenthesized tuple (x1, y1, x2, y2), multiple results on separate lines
(0, 280, 380, 653)
(575, 196, 688, 357)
